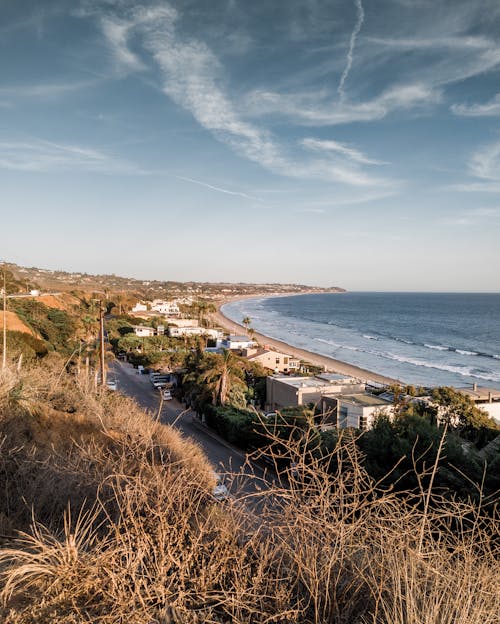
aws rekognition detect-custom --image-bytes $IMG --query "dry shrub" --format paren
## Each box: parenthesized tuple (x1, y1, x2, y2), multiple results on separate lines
(0, 370, 498, 623)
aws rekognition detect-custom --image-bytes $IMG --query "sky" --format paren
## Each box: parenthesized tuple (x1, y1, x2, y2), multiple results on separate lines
(1, 0, 500, 291)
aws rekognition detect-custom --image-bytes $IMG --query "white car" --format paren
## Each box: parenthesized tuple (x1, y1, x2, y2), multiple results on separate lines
(106, 380, 117, 391)
(162, 389, 172, 400)
(212, 473, 230, 501)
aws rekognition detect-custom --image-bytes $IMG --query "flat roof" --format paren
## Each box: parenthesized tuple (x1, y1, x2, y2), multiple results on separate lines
(316, 372, 360, 384)
(270, 376, 360, 390)
(340, 393, 393, 407)
(455, 387, 500, 401)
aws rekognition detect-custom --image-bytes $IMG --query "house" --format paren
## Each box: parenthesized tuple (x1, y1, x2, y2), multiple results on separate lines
(133, 325, 155, 337)
(266, 373, 365, 410)
(168, 326, 221, 340)
(131, 302, 148, 313)
(220, 335, 255, 350)
(454, 385, 500, 423)
(243, 347, 300, 373)
(166, 318, 199, 328)
(151, 300, 180, 316)
(335, 393, 394, 430)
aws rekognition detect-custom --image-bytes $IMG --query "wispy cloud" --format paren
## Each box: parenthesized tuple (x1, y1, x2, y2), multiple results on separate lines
(96, 3, 394, 188)
(174, 175, 262, 201)
(0, 80, 97, 99)
(337, 0, 364, 99)
(301, 137, 386, 165)
(469, 141, 500, 181)
(452, 94, 500, 117)
(0, 138, 144, 174)
(246, 83, 441, 126)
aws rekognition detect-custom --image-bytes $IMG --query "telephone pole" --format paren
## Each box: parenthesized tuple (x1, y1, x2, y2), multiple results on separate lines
(99, 302, 106, 386)
(2, 266, 6, 370)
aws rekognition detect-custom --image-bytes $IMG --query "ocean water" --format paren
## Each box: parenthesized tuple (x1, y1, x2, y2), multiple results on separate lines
(222, 293, 500, 389)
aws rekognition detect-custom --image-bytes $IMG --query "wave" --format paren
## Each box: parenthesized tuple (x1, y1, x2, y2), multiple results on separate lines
(363, 334, 378, 340)
(312, 338, 500, 383)
(378, 352, 500, 383)
(425, 344, 449, 351)
(456, 349, 478, 356)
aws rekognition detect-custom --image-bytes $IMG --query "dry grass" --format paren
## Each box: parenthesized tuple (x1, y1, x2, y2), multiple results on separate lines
(0, 365, 498, 623)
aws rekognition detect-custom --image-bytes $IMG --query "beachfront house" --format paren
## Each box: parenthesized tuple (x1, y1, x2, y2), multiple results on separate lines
(220, 335, 256, 350)
(454, 385, 500, 423)
(243, 347, 300, 373)
(329, 393, 394, 430)
(266, 373, 365, 411)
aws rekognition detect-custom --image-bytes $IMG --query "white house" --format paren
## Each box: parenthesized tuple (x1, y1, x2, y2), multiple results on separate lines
(169, 326, 221, 340)
(336, 394, 394, 430)
(133, 326, 155, 337)
(220, 335, 256, 350)
(151, 300, 180, 316)
(131, 302, 148, 313)
(167, 318, 199, 328)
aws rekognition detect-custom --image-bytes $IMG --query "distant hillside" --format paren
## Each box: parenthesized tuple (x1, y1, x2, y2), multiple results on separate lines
(5, 262, 346, 298)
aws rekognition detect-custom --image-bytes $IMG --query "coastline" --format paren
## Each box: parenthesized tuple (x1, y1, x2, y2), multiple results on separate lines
(211, 293, 398, 386)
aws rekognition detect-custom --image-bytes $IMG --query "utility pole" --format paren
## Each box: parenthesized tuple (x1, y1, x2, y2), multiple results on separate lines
(99, 301, 106, 386)
(2, 266, 6, 370)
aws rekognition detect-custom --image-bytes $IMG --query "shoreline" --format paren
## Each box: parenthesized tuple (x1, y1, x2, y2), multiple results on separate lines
(211, 293, 398, 386)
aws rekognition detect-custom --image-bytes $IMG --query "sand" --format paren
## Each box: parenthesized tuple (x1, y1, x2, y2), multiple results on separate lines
(211, 295, 398, 385)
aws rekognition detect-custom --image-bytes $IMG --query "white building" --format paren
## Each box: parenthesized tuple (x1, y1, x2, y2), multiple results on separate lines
(131, 302, 148, 313)
(151, 300, 180, 316)
(455, 385, 500, 424)
(336, 394, 394, 430)
(133, 326, 155, 337)
(220, 335, 256, 350)
(167, 318, 199, 328)
(169, 326, 221, 340)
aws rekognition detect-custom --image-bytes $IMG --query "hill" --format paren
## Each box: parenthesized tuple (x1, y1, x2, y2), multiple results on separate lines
(5, 262, 346, 298)
(0, 361, 498, 624)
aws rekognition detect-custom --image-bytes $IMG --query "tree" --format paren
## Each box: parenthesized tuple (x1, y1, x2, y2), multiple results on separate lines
(199, 349, 247, 407)
(242, 316, 251, 335)
(431, 386, 498, 438)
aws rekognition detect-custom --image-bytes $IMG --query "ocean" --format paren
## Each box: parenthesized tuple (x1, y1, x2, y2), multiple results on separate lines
(221, 292, 500, 390)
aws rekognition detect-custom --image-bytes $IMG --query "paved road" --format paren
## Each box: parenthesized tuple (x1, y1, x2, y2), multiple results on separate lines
(110, 361, 272, 492)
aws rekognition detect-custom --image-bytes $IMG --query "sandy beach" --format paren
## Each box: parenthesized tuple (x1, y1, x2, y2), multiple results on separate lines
(211, 294, 398, 386)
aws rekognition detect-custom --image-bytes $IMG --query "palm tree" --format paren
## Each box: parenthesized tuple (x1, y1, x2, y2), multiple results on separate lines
(242, 316, 251, 334)
(199, 349, 246, 406)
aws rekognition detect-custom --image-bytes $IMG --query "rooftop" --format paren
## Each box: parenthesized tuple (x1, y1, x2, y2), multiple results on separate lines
(271, 375, 361, 390)
(340, 393, 393, 407)
(455, 387, 500, 402)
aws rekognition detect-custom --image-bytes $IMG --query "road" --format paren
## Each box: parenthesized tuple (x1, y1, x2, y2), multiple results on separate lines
(111, 361, 271, 490)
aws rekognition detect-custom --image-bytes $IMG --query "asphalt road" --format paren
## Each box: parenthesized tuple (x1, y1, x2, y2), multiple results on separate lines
(110, 361, 272, 494)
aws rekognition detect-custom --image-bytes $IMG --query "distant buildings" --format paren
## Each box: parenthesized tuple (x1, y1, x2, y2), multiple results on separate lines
(151, 300, 180, 316)
(131, 302, 148, 313)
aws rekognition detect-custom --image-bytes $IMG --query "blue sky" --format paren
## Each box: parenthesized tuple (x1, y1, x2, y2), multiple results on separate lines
(1, 0, 500, 291)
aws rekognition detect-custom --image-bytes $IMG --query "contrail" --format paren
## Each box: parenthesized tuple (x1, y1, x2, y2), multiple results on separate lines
(337, 0, 364, 99)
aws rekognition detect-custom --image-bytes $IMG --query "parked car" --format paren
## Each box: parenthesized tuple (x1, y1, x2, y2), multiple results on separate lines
(162, 389, 172, 400)
(106, 380, 117, 391)
(212, 473, 230, 501)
